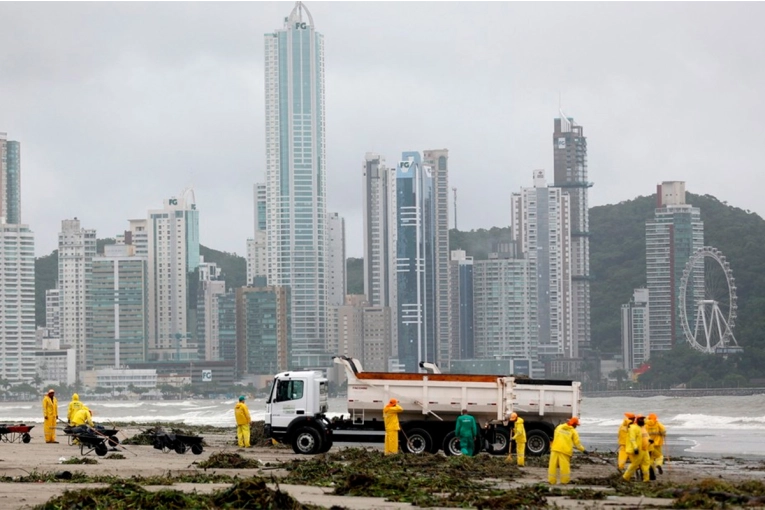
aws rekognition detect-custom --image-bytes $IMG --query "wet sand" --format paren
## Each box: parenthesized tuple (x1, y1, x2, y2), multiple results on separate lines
(1, 425, 764, 509)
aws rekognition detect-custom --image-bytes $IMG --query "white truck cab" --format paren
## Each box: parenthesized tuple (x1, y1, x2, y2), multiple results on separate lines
(265, 370, 332, 454)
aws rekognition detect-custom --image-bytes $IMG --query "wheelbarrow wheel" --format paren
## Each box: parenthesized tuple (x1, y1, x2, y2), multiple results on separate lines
(95, 442, 108, 457)
(191, 443, 203, 455)
(175, 442, 187, 454)
(22, 433, 31, 444)
(108, 436, 120, 447)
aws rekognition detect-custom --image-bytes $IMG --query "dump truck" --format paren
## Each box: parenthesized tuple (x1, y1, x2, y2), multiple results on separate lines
(264, 356, 581, 456)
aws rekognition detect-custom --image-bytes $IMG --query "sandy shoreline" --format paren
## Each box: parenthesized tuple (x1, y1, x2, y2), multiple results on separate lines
(1, 425, 764, 509)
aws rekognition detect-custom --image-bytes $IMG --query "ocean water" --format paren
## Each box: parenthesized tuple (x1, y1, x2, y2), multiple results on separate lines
(5, 394, 763, 458)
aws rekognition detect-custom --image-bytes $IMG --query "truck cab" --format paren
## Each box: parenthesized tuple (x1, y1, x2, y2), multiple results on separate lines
(265, 370, 332, 454)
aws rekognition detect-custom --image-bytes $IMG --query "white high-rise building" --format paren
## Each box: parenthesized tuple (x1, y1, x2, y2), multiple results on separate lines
(58, 218, 96, 376)
(327, 212, 346, 307)
(0, 223, 36, 382)
(646, 181, 704, 352)
(0, 133, 21, 224)
(246, 183, 267, 286)
(553, 113, 591, 354)
(127, 219, 148, 257)
(511, 170, 573, 358)
(146, 191, 200, 360)
(45, 288, 61, 339)
(473, 248, 536, 361)
(422, 149, 451, 369)
(265, 2, 328, 369)
(622, 288, 650, 371)
(197, 260, 225, 361)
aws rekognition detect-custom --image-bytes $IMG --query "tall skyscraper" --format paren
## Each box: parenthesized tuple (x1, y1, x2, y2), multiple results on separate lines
(246, 183, 267, 286)
(88, 244, 148, 369)
(0, 133, 21, 224)
(622, 288, 650, 371)
(553, 113, 591, 355)
(646, 181, 704, 352)
(58, 218, 96, 376)
(422, 149, 451, 368)
(146, 191, 200, 361)
(0, 223, 36, 382)
(327, 212, 346, 307)
(511, 170, 573, 358)
(265, 2, 328, 369)
(395, 152, 436, 371)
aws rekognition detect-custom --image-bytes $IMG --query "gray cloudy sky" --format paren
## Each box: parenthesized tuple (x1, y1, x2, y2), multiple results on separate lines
(2, 2, 764, 258)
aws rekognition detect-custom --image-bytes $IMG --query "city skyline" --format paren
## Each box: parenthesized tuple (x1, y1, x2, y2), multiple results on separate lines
(2, 2, 764, 258)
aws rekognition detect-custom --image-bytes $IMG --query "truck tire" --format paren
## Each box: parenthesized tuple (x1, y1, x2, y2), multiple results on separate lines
(318, 438, 333, 454)
(292, 427, 323, 455)
(487, 428, 510, 455)
(442, 431, 461, 456)
(526, 430, 550, 456)
(402, 428, 432, 455)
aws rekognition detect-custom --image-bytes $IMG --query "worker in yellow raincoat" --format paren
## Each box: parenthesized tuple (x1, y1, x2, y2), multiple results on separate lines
(548, 417, 587, 484)
(42, 388, 59, 443)
(235, 396, 251, 448)
(383, 398, 403, 455)
(67, 393, 85, 425)
(618, 412, 635, 471)
(71, 407, 94, 428)
(646, 413, 667, 474)
(622, 415, 651, 482)
(505, 412, 526, 466)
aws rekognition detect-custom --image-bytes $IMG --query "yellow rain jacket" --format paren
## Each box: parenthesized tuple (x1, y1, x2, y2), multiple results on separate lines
(512, 417, 526, 443)
(235, 401, 251, 426)
(551, 423, 585, 456)
(645, 418, 666, 447)
(72, 407, 94, 427)
(68, 394, 85, 424)
(618, 417, 632, 447)
(383, 403, 403, 431)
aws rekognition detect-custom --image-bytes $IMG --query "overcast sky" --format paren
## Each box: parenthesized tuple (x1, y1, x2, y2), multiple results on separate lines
(2, 2, 764, 258)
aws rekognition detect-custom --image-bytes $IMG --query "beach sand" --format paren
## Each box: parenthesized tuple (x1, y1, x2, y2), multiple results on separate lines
(1, 425, 764, 509)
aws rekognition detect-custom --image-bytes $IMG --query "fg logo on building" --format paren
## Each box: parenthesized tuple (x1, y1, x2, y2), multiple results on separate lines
(202, 370, 212, 382)
(295, 22, 307, 29)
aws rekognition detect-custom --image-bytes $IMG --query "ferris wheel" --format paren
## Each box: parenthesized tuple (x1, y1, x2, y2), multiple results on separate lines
(679, 246, 739, 353)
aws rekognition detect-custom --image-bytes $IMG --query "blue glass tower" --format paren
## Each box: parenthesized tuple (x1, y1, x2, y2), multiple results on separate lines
(265, 2, 328, 369)
(396, 152, 436, 372)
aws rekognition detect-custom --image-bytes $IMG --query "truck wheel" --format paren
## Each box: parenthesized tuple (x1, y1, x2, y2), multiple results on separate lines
(526, 430, 550, 456)
(442, 432, 462, 456)
(318, 438, 333, 454)
(292, 427, 323, 455)
(488, 429, 510, 455)
(403, 428, 432, 455)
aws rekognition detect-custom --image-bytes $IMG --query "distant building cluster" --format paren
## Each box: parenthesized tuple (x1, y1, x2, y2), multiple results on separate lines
(10, 2, 738, 392)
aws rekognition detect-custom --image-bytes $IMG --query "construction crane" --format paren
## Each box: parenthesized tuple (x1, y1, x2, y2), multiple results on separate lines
(452, 187, 458, 230)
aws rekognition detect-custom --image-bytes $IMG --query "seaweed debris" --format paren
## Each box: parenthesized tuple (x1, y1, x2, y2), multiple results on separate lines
(285, 448, 520, 507)
(475, 484, 550, 509)
(34, 478, 325, 510)
(197, 452, 261, 469)
(61, 457, 99, 465)
(105, 453, 126, 460)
